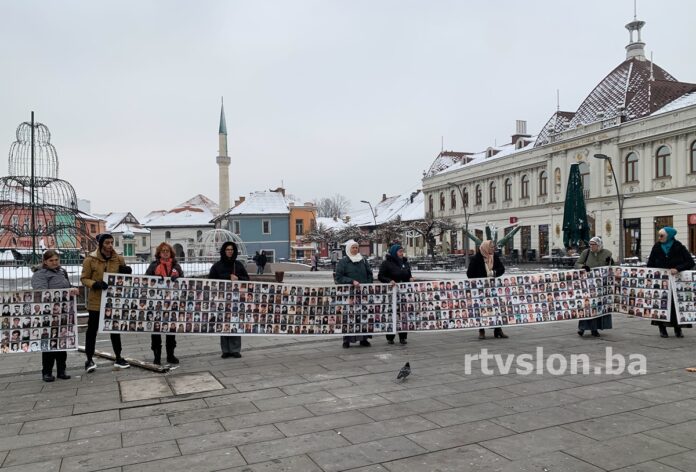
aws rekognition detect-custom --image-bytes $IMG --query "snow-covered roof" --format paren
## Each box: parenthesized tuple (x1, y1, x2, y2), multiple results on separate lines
(111, 222, 150, 234)
(145, 206, 215, 228)
(178, 194, 218, 214)
(316, 217, 348, 231)
(346, 186, 425, 226)
(222, 191, 301, 216)
(431, 137, 537, 177)
(141, 210, 167, 225)
(651, 91, 696, 115)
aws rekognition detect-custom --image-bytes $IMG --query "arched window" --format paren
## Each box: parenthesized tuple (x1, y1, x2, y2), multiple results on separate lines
(690, 141, 696, 174)
(520, 175, 529, 199)
(428, 195, 434, 214)
(625, 152, 639, 182)
(463, 188, 469, 207)
(554, 168, 562, 193)
(538, 171, 548, 196)
(439, 192, 445, 211)
(450, 190, 457, 209)
(489, 181, 496, 203)
(475, 185, 482, 205)
(504, 178, 512, 201)
(655, 145, 670, 178)
(165, 231, 171, 239)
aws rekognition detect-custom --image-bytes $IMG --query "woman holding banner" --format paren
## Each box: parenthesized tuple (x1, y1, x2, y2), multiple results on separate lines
(575, 236, 614, 337)
(335, 239, 373, 349)
(467, 240, 507, 340)
(146, 242, 184, 365)
(378, 243, 413, 345)
(648, 227, 694, 338)
(31, 250, 79, 382)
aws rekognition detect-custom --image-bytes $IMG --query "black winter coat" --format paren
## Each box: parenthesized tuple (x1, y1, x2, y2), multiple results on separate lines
(647, 240, 695, 272)
(466, 252, 505, 279)
(209, 260, 250, 281)
(378, 254, 412, 283)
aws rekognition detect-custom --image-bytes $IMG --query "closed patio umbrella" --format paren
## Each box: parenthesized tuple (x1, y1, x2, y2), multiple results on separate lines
(562, 163, 590, 249)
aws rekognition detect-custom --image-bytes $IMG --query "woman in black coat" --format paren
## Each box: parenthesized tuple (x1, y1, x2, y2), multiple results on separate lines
(648, 226, 695, 338)
(378, 244, 413, 345)
(467, 240, 507, 339)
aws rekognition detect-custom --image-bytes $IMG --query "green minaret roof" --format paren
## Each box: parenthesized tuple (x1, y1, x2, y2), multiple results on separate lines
(219, 98, 227, 135)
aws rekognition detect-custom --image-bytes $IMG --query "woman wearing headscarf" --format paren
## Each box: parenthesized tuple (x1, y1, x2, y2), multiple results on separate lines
(648, 227, 694, 338)
(146, 242, 184, 364)
(335, 239, 372, 348)
(209, 241, 249, 357)
(467, 240, 507, 339)
(378, 243, 413, 345)
(575, 236, 614, 337)
(31, 250, 79, 382)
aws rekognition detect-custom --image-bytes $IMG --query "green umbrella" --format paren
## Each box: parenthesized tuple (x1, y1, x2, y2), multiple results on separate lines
(562, 163, 590, 249)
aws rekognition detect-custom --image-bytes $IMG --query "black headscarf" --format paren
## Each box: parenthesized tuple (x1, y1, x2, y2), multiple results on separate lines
(219, 241, 238, 263)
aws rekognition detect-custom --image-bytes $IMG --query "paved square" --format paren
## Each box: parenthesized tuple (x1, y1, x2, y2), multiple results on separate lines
(167, 371, 225, 395)
(120, 377, 173, 402)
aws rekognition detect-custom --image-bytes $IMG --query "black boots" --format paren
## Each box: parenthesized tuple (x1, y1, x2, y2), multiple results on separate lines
(166, 346, 179, 364)
(153, 346, 162, 365)
(659, 325, 669, 338)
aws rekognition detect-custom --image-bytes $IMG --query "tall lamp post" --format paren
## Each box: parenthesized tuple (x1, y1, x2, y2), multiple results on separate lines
(447, 182, 471, 267)
(593, 154, 624, 263)
(360, 200, 378, 257)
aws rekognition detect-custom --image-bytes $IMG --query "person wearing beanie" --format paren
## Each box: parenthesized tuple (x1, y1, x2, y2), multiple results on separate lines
(467, 240, 508, 340)
(335, 239, 373, 348)
(378, 243, 413, 345)
(209, 241, 249, 358)
(648, 227, 694, 338)
(575, 236, 614, 337)
(80, 233, 133, 372)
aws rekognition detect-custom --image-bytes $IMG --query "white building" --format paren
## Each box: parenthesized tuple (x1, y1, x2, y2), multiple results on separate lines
(94, 212, 150, 261)
(423, 16, 696, 262)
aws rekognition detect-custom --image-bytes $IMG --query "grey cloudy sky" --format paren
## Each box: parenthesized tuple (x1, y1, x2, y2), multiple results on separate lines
(1, 0, 695, 218)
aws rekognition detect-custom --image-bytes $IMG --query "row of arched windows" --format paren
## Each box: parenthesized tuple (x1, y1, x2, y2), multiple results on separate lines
(624, 142, 696, 182)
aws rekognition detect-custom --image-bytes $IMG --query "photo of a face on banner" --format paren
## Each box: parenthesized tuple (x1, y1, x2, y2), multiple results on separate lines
(0, 289, 78, 355)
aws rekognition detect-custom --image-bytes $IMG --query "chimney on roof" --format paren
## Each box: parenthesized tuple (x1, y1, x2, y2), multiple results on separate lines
(511, 120, 531, 147)
(381, 193, 387, 202)
(234, 196, 246, 206)
(272, 187, 286, 196)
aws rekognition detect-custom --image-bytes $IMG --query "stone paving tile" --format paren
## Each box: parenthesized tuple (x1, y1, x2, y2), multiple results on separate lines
(252, 390, 338, 411)
(218, 454, 323, 472)
(490, 406, 591, 433)
(421, 401, 517, 427)
(494, 451, 604, 472)
(305, 394, 392, 415)
(300, 368, 372, 381)
(561, 380, 641, 399)
(69, 414, 171, 440)
(634, 398, 696, 424)
(658, 449, 696, 471)
(381, 443, 509, 472)
(564, 433, 687, 470)
(309, 436, 427, 472)
(219, 405, 313, 431)
(0, 428, 70, 453)
(562, 412, 671, 441)
(73, 398, 156, 415)
(34, 390, 121, 409)
(0, 405, 74, 427)
(0, 422, 22, 438)
(627, 382, 696, 404)
(168, 371, 225, 395)
(61, 440, 182, 472)
(119, 399, 208, 420)
(122, 447, 246, 472)
(201, 388, 286, 407)
(275, 410, 374, 436)
(177, 424, 284, 454)
(440, 375, 523, 393)
(168, 401, 259, 425)
(499, 377, 581, 395)
(492, 390, 584, 413)
(280, 378, 354, 395)
(613, 461, 685, 472)
(377, 384, 459, 403)
(434, 387, 518, 407)
(481, 425, 598, 460)
(325, 381, 404, 399)
(338, 415, 438, 445)
(20, 410, 119, 434)
(238, 430, 351, 464)
(0, 459, 61, 472)
(122, 419, 224, 447)
(565, 394, 656, 418)
(359, 397, 450, 421)
(2, 433, 122, 467)
(231, 374, 309, 392)
(643, 420, 696, 449)
(406, 419, 514, 451)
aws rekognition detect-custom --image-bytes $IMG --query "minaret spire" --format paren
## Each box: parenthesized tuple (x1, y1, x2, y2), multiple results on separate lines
(216, 97, 231, 214)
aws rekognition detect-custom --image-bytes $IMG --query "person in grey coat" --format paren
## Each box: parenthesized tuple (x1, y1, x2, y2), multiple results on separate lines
(575, 236, 614, 337)
(31, 250, 79, 382)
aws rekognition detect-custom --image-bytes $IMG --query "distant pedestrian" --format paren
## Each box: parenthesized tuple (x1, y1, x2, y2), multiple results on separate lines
(575, 236, 613, 337)
(256, 250, 268, 274)
(467, 240, 508, 340)
(209, 241, 249, 358)
(146, 242, 183, 365)
(310, 252, 319, 271)
(335, 239, 372, 348)
(81, 233, 132, 372)
(378, 244, 413, 345)
(330, 250, 339, 270)
(648, 227, 694, 338)
(31, 250, 79, 382)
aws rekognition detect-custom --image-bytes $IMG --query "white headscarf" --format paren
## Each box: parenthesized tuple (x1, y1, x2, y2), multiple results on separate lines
(589, 236, 603, 251)
(344, 239, 363, 263)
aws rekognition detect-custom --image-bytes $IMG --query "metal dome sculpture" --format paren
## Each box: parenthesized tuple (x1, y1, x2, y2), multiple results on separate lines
(195, 229, 248, 261)
(0, 112, 92, 263)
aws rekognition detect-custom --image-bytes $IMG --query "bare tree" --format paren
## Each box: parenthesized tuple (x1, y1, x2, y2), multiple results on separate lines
(315, 194, 350, 218)
(335, 224, 370, 245)
(373, 216, 410, 248)
(406, 216, 457, 259)
(303, 222, 338, 247)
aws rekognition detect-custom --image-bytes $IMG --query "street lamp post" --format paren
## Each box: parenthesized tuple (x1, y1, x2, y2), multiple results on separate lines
(447, 182, 471, 267)
(593, 154, 624, 263)
(360, 200, 378, 257)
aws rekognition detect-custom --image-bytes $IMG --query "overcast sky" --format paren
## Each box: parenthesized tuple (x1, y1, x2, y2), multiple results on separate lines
(2, 0, 695, 218)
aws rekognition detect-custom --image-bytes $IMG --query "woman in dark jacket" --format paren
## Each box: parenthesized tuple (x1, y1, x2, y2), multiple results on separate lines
(209, 241, 249, 357)
(378, 243, 413, 345)
(335, 239, 372, 348)
(648, 226, 695, 338)
(146, 242, 184, 364)
(31, 250, 79, 382)
(467, 240, 507, 339)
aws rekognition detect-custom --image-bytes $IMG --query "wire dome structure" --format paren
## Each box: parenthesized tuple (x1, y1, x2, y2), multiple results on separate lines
(0, 113, 93, 263)
(194, 229, 248, 262)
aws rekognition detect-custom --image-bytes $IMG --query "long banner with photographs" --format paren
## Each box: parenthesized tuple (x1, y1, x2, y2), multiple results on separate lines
(0, 289, 78, 354)
(672, 270, 696, 324)
(98, 266, 686, 336)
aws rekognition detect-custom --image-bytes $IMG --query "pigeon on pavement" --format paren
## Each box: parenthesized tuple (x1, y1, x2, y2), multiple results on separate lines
(396, 362, 411, 381)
